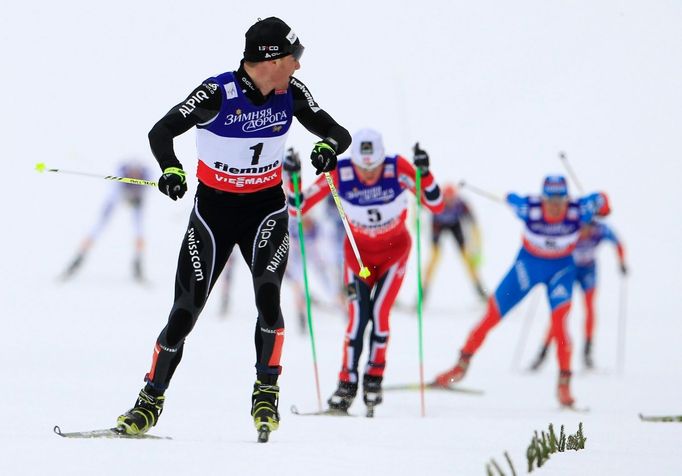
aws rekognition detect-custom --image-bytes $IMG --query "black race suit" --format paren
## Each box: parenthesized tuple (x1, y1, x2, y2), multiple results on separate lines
(143, 62, 350, 393)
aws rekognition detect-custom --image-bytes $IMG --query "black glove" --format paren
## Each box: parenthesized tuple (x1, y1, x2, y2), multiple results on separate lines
(310, 139, 337, 175)
(413, 142, 430, 175)
(158, 166, 187, 201)
(620, 262, 628, 276)
(283, 147, 301, 174)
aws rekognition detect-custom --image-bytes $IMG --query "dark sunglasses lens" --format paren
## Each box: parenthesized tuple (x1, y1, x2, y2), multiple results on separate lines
(292, 44, 304, 61)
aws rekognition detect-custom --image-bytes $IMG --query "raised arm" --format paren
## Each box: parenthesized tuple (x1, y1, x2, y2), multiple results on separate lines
(396, 146, 444, 213)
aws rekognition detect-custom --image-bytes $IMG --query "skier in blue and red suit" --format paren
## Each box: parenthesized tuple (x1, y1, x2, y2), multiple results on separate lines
(529, 200, 627, 370)
(433, 175, 609, 407)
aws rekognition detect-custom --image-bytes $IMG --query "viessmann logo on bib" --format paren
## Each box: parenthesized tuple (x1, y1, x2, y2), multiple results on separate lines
(224, 108, 288, 133)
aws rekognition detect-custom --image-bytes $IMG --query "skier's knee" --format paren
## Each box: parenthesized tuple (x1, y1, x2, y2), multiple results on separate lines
(165, 309, 196, 346)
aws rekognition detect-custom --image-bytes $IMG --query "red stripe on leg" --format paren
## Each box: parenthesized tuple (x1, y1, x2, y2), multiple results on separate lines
(268, 328, 285, 368)
(367, 344, 388, 377)
(551, 302, 573, 372)
(145, 343, 161, 382)
(461, 297, 502, 355)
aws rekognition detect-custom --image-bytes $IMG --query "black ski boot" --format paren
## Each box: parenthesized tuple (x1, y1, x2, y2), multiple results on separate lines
(117, 388, 165, 435)
(251, 380, 280, 443)
(362, 375, 383, 417)
(327, 380, 358, 413)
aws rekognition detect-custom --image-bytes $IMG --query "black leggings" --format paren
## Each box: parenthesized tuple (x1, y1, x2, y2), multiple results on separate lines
(145, 184, 289, 392)
(432, 221, 465, 250)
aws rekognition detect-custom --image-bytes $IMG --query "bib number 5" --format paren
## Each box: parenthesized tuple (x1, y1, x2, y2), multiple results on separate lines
(367, 208, 382, 223)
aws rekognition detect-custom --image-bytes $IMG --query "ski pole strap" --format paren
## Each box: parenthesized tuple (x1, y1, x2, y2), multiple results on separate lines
(162, 167, 186, 184)
(35, 162, 158, 187)
(323, 172, 370, 278)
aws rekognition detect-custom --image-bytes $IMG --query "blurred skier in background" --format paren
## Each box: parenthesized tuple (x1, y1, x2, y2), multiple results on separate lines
(421, 182, 487, 305)
(433, 175, 609, 407)
(529, 210, 627, 370)
(284, 129, 443, 415)
(60, 160, 149, 282)
(115, 16, 351, 441)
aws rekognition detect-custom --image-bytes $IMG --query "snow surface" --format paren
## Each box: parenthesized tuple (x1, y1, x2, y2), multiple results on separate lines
(2, 1, 682, 475)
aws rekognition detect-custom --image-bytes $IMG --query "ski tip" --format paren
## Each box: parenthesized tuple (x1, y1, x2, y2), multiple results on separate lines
(638, 414, 682, 422)
(359, 267, 371, 278)
(53, 425, 64, 436)
(35, 162, 47, 173)
(290, 405, 299, 415)
(257, 425, 270, 443)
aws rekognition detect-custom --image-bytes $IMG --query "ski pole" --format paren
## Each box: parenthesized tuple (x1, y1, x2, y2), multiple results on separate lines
(35, 162, 158, 188)
(324, 172, 371, 278)
(558, 152, 585, 194)
(616, 276, 628, 375)
(510, 289, 540, 371)
(292, 171, 323, 411)
(458, 181, 505, 204)
(414, 167, 427, 417)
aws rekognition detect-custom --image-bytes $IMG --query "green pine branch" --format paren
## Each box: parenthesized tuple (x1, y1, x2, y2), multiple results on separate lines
(490, 458, 505, 476)
(525, 422, 587, 472)
(504, 451, 517, 476)
(566, 422, 587, 450)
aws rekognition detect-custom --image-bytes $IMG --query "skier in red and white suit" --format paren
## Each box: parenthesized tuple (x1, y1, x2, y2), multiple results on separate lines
(284, 128, 443, 412)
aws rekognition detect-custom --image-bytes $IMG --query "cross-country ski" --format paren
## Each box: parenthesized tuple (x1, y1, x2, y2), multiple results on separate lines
(53, 425, 171, 440)
(6, 4, 681, 476)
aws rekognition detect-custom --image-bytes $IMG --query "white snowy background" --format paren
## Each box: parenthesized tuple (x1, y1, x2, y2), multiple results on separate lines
(2, 1, 681, 474)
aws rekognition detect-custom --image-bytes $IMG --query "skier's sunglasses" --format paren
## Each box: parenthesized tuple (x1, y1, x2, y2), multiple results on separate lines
(290, 44, 305, 61)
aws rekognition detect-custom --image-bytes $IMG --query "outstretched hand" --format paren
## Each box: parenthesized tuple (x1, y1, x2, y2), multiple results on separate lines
(413, 142, 430, 175)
